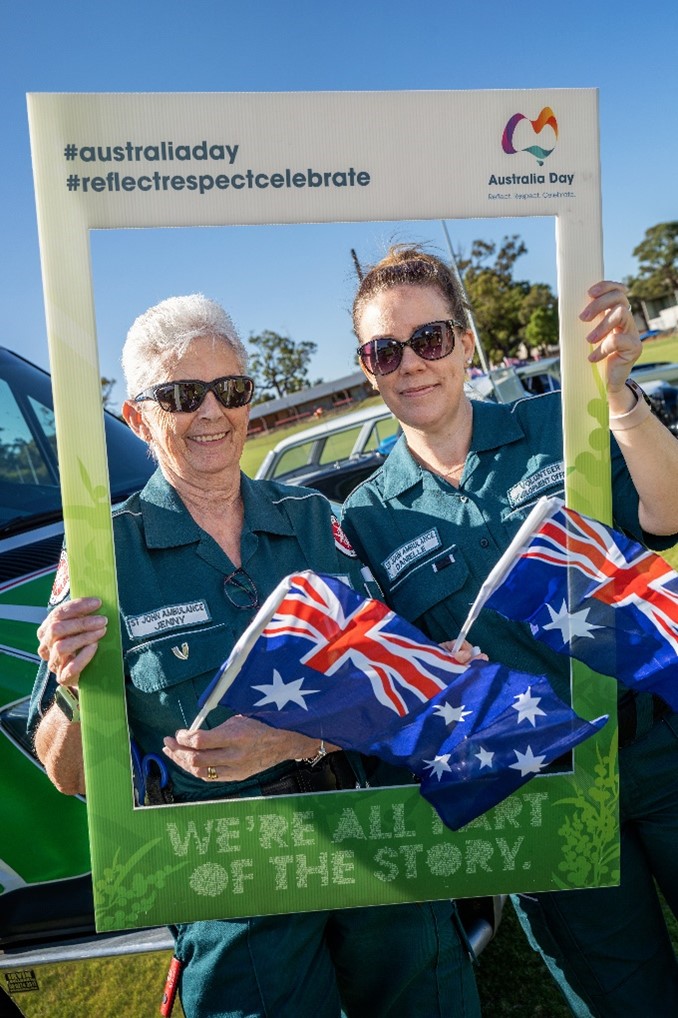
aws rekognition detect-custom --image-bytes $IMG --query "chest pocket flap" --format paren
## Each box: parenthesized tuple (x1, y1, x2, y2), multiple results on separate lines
(386, 546, 470, 627)
(125, 621, 233, 693)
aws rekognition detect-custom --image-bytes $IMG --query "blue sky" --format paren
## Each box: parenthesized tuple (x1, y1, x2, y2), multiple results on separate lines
(2, 1, 677, 406)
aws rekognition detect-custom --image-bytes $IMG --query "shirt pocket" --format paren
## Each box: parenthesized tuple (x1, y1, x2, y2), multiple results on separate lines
(124, 621, 235, 736)
(386, 545, 470, 636)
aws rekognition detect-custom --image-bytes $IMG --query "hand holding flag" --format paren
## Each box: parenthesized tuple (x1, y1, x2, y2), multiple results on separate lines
(464, 496, 678, 711)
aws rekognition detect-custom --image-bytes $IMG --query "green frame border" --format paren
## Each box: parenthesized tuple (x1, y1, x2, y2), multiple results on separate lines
(27, 88, 618, 932)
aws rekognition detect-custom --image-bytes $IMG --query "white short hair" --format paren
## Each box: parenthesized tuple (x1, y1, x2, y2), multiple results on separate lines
(122, 294, 248, 396)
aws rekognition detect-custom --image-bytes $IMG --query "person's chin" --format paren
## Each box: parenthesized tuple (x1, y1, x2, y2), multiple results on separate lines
(397, 388, 445, 420)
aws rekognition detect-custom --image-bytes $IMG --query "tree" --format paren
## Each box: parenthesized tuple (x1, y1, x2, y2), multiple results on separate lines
(627, 221, 678, 303)
(101, 377, 116, 408)
(524, 305, 559, 352)
(457, 236, 558, 363)
(248, 330, 318, 400)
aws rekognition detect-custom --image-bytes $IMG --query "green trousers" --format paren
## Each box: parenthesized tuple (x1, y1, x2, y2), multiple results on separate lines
(514, 711, 678, 1017)
(174, 899, 480, 1018)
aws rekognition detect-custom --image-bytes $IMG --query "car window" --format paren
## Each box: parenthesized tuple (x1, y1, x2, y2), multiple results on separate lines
(0, 379, 61, 526)
(362, 417, 400, 452)
(0, 348, 155, 534)
(270, 442, 316, 479)
(28, 395, 59, 459)
(318, 427, 363, 464)
(317, 417, 399, 463)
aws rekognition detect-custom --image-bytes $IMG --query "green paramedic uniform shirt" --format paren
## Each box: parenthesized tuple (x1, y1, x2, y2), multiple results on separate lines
(341, 391, 675, 702)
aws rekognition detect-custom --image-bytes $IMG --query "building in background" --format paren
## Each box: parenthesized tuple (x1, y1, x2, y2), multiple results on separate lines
(247, 371, 372, 435)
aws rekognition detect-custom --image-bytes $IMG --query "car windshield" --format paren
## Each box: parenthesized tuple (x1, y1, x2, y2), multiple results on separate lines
(0, 378, 60, 529)
(0, 349, 153, 533)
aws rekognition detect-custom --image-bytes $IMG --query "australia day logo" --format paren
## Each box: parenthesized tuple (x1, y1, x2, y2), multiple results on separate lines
(501, 106, 558, 166)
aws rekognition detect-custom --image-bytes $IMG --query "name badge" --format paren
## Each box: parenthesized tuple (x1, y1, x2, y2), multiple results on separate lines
(383, 529, 441, 581)
(507, 463, 564, 508)
(126, 600, 211, 639)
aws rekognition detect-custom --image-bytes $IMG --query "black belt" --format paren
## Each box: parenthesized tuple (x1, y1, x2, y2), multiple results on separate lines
(618, 692, 671, 748)
(259, 751, 360, 796)
(207, 751, 360, 799)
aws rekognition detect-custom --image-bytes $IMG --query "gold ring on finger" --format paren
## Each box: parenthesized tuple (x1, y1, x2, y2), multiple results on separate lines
(206, 766, 219, 781)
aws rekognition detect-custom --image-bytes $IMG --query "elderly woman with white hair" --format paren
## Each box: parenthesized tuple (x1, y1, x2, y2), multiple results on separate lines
(29, 294, 482, 1018)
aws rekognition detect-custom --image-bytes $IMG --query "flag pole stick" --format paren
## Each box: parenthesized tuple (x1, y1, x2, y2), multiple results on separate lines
(189, 573, 306, 732)
(451, 496, 560, 652)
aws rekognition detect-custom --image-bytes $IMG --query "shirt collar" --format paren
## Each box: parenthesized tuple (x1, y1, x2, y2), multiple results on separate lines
(136, 469, 199, 548)
(239, 474, 296, 537)
(380, 400, 526, 501)
(137, 469, 296, 549)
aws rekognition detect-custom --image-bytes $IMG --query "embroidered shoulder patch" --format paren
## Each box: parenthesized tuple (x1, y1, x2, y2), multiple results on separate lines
(507, 463, 565, 508)
(382, 528, 441, 582)
(49, 548, 70, 605)
(331, 516, 357, 557)
(126, 600, 211, 640)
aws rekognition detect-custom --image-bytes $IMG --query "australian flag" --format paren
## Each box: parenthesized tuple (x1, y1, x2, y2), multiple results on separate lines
(193, 571, 606, 830)
(481, 497, 678, 711)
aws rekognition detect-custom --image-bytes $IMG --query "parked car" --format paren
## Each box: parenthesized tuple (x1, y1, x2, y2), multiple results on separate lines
(0, 345, 154, 921)
(0, 349, 503, 1015)
(642, 379, 678, 435)
(254, 389, 488, 500)
(498, 357, 678, 433)
(252, 356, 678, 520)
(255, 403, 399, 483)
(0, 346, 164, 1015)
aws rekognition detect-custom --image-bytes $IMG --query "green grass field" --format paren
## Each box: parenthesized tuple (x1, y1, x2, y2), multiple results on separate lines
(11, 896, 676, 1016)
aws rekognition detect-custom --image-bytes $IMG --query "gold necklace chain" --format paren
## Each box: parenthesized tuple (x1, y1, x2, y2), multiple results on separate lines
(410, 448, 464, 481)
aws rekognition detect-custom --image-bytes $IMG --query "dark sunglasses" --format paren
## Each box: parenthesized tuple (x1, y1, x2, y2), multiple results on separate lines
(134, 375, 254, 413)
(358, 320, 462, 377)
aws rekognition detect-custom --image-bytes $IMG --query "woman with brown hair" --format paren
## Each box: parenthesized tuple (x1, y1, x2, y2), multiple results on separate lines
(341, 245, 678, 1017)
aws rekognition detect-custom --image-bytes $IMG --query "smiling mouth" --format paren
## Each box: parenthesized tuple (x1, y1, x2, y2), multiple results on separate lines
(192, 432, 228, 444)
(400, 383, 437, 396)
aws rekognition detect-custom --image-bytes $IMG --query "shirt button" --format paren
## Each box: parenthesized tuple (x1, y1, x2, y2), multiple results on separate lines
(459, 495, 469, 503)
(480, 538, 490, 548)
